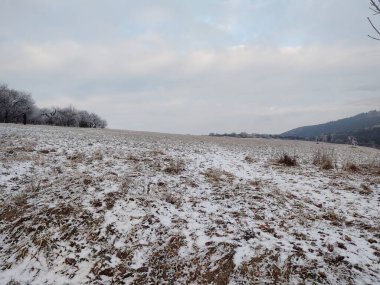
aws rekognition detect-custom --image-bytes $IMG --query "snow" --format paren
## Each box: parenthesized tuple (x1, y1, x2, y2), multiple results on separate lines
(0, 123, 379, 284)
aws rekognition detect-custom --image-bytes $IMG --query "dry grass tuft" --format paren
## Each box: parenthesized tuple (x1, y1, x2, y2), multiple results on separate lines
(164, 159, 185, 175)
(343, 162, 360, 172)
(203, 168, 235, 184)
(321, 210, 344, 226)
(92, 150, 103, 160)
(13, 193, 28, 207)
(277, 152, 298, 167)
(244, 156, 255, 163)
(249, 179, 262, 189)
(120, 176, 134, 193)
(313, 149, 336, 170)
(127, 154, 140, 162)
(133, 235, 186, 284)
(67, 151, 86, 163)
(360, 184, 373, 195)
(360, 162, 380, 176)
(163, 192, 182, 208)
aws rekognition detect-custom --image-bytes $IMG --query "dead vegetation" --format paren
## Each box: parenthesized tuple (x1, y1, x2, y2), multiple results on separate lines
(313, 149, 336, 170)
(1, 125, 380, 284)
(343, 161, 360, 172)
(360, 183, 373, 195)
(277, 152, 298, 166)
(202, 167, 236, 185)
(244, 155, 255, 163)
(163, 158, 185, 174)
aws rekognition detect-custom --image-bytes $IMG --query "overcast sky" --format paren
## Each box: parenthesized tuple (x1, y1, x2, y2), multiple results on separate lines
(0, 0, 379, 134)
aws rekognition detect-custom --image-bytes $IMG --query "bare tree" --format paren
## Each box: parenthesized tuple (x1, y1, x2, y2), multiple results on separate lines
(368, 0, 380, 40)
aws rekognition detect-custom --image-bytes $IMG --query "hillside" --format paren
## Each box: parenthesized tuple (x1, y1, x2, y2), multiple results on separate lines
(1, 124, 380, 285)
(281, 110, 380, 147)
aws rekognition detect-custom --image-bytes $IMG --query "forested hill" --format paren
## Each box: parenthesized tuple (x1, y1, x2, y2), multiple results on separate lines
(281, 110, 380, 148)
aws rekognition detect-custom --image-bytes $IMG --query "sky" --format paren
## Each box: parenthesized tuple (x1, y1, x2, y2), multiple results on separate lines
(0, 0, 379, 134)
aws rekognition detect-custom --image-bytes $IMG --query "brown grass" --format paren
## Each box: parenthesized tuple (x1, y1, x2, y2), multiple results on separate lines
(164, 159, 185, 175)
(277, 152, 298, 167)
(120, 176, 134, 193)
(359, 184, 373, 195)
(343, 162, 360, 172)
(163, 192, 182, 208)
(203, 168, 235, 185)
(67, 151, 86, 163)
(244, 156, 255, 163)
(313, 149, 336, 170)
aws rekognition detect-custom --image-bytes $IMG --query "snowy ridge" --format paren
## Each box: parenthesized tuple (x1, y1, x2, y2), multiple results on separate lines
(0, 124, 379, 284)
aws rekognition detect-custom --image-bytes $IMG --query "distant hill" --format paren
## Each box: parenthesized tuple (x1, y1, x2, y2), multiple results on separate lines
(281, 110, 380, 148)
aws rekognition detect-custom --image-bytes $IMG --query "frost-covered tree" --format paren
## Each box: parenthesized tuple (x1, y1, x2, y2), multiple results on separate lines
(0, 83, 107, 128)
(0, 84, 36, 124)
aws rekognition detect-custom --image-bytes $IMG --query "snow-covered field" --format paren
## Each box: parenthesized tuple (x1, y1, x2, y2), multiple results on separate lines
(1, 124, 379, 285)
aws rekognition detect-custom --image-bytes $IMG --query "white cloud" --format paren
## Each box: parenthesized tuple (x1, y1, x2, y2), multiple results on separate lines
(0, 1, 378, 134)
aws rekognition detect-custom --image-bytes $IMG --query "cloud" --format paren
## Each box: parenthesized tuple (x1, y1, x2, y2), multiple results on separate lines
(0, 1, 378, 134)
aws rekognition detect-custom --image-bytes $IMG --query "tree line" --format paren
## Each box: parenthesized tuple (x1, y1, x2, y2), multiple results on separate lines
(0, 84, 107, 128)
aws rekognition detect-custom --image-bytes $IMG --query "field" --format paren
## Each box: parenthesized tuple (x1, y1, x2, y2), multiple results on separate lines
(0, 124, 380, 285)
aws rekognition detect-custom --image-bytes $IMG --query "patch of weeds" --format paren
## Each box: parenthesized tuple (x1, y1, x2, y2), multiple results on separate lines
(244, 156, 255, 163)
(322, 210, 344, 226)
(202, 168, 236, 185)
(203, 168, 222, 183)
(120, 175, 134, 193)
(150, 149, 165, 156)
(164, 159, 185, 175)
(13, 193, 28, 207)
(28, 179, 41, 192)
(342, 162, 360, 172)
(134, 235, 187, 284)
(67, 151, 86, 163)
(277, 152, 298, 167)
(83, 177, 92, 185)
(15, 245, 29, 262)
(92, 150, 103, 160)
(91, 199, 103, 208)
(313, 149, 336, 170)
(163, 191, 182, 208)
(359, 183, 373, 195)
(104, 191, 122, 210)
(249, 179, 262, 189)
(127, 154, 140, 162)
(360, 162, 380, 176)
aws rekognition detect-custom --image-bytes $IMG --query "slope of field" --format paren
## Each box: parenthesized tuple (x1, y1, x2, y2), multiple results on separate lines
(1, 124, 380, 285)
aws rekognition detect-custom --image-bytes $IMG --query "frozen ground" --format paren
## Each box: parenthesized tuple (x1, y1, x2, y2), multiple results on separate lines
(0, 123, 379, 285)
